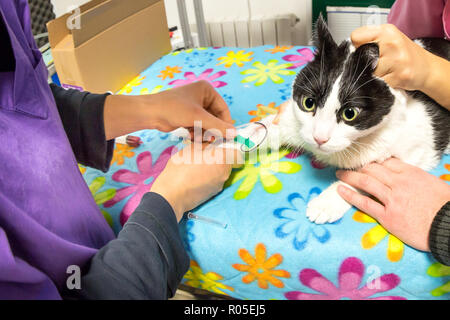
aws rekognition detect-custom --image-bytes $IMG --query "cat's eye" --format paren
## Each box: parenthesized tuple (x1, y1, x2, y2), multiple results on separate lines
(301, 97, 316, 112)
(341, 107, 360, 122)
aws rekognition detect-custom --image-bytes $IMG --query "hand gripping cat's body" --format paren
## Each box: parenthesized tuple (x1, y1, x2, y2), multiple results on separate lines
(258, 18, 450, 224)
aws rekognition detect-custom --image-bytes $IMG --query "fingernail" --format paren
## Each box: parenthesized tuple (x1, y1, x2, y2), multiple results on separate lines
(126, 135, 142, 148)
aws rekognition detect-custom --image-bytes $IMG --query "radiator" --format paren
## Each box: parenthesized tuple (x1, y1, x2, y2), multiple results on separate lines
(195, 14, 298, 48)
(327, 6, 390, 44)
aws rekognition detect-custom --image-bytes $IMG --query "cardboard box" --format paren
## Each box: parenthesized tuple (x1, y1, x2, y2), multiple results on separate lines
(47, 0, 171, 93)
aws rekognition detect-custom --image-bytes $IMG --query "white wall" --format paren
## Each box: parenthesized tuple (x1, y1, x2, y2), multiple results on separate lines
(51, 0, 90, 17)
(165, 0, 312, 45)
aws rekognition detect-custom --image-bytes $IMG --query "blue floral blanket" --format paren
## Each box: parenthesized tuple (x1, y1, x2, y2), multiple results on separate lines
(80, 46, 450, 300)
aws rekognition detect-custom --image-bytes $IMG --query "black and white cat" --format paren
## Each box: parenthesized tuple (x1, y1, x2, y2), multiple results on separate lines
(258, 16, 450, 224)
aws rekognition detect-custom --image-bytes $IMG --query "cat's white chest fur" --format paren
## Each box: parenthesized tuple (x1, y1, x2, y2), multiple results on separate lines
(258, 90, 441, 224)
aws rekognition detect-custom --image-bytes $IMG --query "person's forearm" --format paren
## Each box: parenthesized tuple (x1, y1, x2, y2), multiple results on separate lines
(103, 94, 157, 140)
(423, 53, 450, 110)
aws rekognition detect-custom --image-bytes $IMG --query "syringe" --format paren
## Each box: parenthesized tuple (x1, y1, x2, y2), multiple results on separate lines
(186, 212, 228, 229)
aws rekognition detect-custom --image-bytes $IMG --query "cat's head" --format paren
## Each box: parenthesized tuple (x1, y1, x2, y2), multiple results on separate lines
(291, 15, 395, 156)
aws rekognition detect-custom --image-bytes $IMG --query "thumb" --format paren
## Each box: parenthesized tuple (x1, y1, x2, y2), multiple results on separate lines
(380, 74, 399, 89)
(196, 108, 237, 140)
(350, 25, 381, 48)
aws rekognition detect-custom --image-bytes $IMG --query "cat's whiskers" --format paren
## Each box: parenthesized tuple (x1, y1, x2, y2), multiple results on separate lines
(343, 59, 373, 99)
(297, 76, 316, 96)
(341, 96, 378, 107)
(347, 49, 362, 92)
(334, 149, 345, 167)
(330, 139, 375, 168)
(294, 83, 315, 97)
(297, 64, 325, 98)
(347, 78, 378, 97)
(302, 66, 321, 89)
(319, 45, 325, 86)
(351, 140, 374, 153)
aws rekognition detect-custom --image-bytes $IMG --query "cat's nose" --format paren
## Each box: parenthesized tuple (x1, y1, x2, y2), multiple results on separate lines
(314, 136, 329, 146)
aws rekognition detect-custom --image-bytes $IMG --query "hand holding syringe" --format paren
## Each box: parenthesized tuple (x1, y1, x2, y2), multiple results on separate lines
(175, 117, 277, 228)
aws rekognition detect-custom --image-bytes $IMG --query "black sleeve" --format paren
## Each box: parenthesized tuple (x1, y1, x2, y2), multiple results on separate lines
(50, 84, 115, 172)
(69, 192, 190, 300)
(429, 201, 450, 266)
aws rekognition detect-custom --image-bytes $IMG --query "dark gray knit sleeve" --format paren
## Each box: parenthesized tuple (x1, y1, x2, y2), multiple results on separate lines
(429, 201, 450, 266)
(72, 192, 190, 300)
(50, 84, 115, 172)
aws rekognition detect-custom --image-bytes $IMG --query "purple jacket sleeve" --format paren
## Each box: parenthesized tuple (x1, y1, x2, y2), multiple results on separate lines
(388, 0, 446, 39)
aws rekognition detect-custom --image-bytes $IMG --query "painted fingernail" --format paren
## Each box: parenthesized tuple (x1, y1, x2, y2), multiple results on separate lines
(126, 135, 142, 148)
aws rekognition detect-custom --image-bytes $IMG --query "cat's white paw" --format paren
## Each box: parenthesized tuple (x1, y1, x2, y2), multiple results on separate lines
(306, 182, 353, 224)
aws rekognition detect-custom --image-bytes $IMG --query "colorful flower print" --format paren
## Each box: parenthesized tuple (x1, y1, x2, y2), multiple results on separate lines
(185, 51, 215, 68)
(441, 164, 450, 181)
(170, 47, 207, 56)
(285, 257, 406, 300)
(274, 189, 338, 250)
(169, 69, 227, 88)
(222, 93, 233, 106)
(78, 164, 86, 175)
(265, 46, 293, 54)
(285, 149, 304, 159)
(353, 211, 404, 262)
(117, 75, 146, 94)
(158, 66, 182, 80)
(282, 48, 315, 69)
(224, 149, 302, 200)
(180, 219, 195, 252)
(310, 157, 328, 169)
(104, 146, 176, 225)
(88, 176, 116, 228)
(284, 148, 328, 169)
(278, 82, 292, 101)
(184, 260, 234, 295)
(241, 60, 296, 86)
(140, 85, 165, 95)
(248, 102, 280, 122)
(427, 263, 450, 297)
(111, 143, 136, 166)
(217, 50, 254, 68)
(233, 243, 290, 289)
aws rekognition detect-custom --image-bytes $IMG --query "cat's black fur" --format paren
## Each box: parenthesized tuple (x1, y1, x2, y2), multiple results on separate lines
(293, 16, 450, 153)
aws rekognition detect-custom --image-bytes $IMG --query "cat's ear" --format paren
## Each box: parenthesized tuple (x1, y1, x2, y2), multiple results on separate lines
(354, 43, 379, 71)
(313, 14, 338, 52)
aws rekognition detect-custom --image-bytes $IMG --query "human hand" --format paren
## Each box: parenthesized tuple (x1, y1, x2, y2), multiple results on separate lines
(150, 143, 242, 221)
(336, 158, 450, 251)
(351, 24, 435, 91)
(104, 81, 236, 141)
(146, 80, 236, 138)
